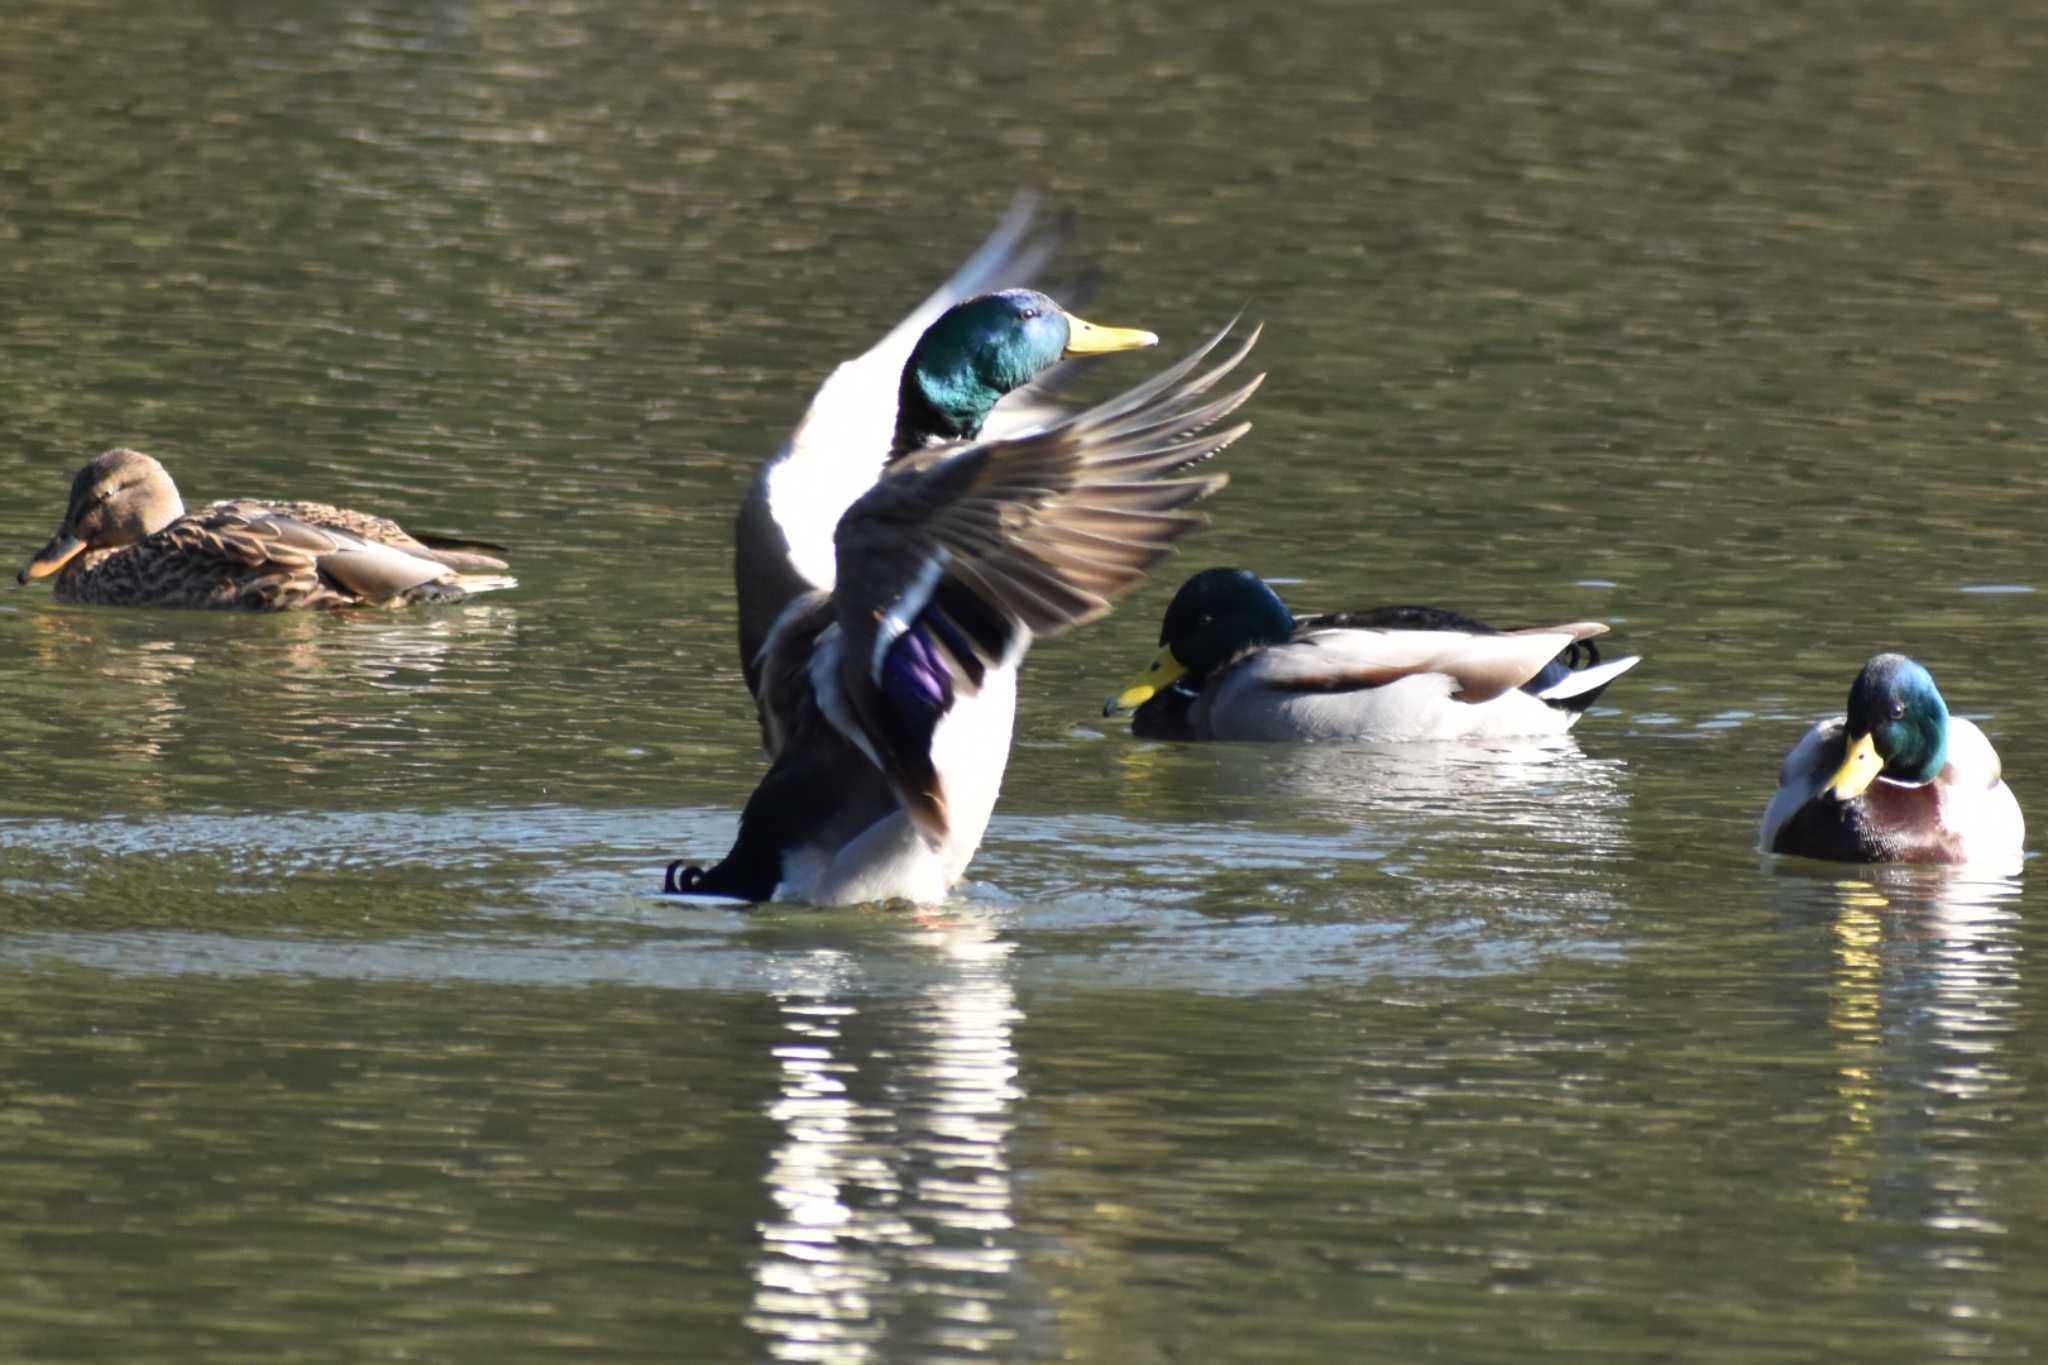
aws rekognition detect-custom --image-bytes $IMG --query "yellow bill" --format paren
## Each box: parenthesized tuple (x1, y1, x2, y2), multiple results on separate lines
(1826, 731, 1884, 800)
(1104, 648, 1188, 717)
(18, 532, 86, 585)
(1062, 310, 1159, 356)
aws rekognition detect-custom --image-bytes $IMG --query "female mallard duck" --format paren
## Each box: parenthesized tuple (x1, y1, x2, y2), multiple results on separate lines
(667, 322, 1261, 905)
(733, 196, 1155, 706)
(1760, 653, 2023, 864)
(1104, 567, 1640, 741)
(17, 448, 513, 610)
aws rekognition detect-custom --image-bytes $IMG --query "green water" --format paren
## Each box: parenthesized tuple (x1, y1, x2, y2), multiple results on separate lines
(4, 0, 2048, 1358)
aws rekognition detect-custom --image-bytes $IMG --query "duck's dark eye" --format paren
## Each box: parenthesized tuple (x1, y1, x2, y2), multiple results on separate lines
(1019, 307, 1039, 320)
(1891, 701, 1907, 719)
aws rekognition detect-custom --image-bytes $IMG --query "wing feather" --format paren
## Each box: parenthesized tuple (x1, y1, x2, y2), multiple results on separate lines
(826, 321, 1259, 837)
(199, 498, 510, 571)
(1254, 622, 1609, 703)
(775, 195, 1075, 485)
(739, 195, 1082, 698)
(181, 509, 454, 603)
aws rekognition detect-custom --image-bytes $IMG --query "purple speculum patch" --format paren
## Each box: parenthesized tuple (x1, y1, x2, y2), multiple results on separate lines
(882, 621, 957, 746)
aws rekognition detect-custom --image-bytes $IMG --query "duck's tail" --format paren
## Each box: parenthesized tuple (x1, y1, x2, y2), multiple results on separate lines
(410, 572, 518, 604)
(1534, 653, 1641, 712)
(413, 534, 512, 573)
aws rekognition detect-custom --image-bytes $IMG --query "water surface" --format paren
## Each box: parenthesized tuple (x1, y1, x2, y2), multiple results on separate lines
(4, 0, 2048, 1358)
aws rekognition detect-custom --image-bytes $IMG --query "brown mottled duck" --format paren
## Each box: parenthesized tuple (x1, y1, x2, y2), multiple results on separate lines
(17, 448, 514, 610)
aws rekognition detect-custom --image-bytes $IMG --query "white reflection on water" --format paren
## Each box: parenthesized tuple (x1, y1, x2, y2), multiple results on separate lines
(1775, 864, 2024, 1346)
(0, 798, 1630, 994)
(21, 611, 199, 764)
(1075, 734, 1635, 935)
(1107, 731, 1632, 863)
(7, 602, 521, 800)
(744, 916, 1035, 1362)
(1233, 733, 1633, 860)
(21, 600, 515, 685)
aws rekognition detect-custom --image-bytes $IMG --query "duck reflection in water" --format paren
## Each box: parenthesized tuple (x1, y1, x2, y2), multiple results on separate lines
(1110, 731, 1633, 903)
(743, 914, 1040, 1359)
(1774, 862, 2023, 1332)
(22, 611, 198, 772)
(16, 602, 518, 799)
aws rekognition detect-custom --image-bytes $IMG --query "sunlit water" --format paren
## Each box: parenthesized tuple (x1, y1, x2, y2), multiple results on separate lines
(5, 0, 2048, 1359)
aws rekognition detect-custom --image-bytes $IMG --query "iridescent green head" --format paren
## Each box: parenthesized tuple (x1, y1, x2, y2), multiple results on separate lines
(1828, 653, 1950, 797)
(1105, 568, 1296, 715)
(894, 289, 1156, 450)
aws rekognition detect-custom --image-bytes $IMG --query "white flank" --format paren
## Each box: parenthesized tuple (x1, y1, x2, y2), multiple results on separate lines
(1940, 718, 2027, 863)
(928, 657, 1022, 884)
(1458, 689, 1586, 740)
(784, 811, 955, 906)
(1206, 667, 1591, 743)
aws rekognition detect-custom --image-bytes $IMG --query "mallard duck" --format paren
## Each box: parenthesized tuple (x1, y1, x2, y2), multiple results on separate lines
(1104, 567, 1640, 741)
(17, 448, 514, 610)
(734, 196, 1154, 706)
(1760, 653, 2023, 864)
(667, 322, 1261, 905)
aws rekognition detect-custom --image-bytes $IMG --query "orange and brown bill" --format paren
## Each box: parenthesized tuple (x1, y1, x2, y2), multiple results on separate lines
(18, 533, 86, 584)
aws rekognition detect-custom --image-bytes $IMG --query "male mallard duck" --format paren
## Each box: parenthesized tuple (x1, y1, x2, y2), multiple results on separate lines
(667, 322, 1261, 905)
(1760, 653, 2023, 863)
(17, 448, 514, 610)
(1104, 567, 1640, 741)
(733, 197, 1153, 706)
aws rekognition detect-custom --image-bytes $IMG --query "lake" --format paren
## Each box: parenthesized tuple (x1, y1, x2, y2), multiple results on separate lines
(3, 0, 2048, 1359)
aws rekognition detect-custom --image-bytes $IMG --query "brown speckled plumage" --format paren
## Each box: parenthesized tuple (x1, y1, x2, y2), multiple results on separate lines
(19, 449, 514, 611)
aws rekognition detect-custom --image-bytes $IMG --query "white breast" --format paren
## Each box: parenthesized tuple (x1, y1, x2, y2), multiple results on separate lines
(929, 658, 1021, 882)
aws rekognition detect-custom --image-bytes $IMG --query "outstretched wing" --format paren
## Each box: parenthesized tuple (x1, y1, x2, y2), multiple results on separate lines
(826, 321, 1262, 835)
(829, 194, 1074, 444)
(755, 196, 1074, 591)
(737, 194, 1079, 696)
